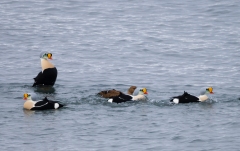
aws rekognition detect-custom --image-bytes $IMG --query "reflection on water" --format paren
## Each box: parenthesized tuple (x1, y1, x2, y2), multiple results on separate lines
(34, 86, 56, 93)
(23, 108, 62, 117)
(198, 101, 214, 109)
(23, 109, 35, 117)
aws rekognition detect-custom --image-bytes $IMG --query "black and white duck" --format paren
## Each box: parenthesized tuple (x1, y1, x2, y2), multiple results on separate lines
(108, 88, 148, 103)
(170, 87, 214, 104)
(32, 52, 57, 87)
(23, 93, 63, 110)
(98, 86, 137, 98)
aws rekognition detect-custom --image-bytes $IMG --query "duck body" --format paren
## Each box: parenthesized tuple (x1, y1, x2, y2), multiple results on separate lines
(170, 91, 200, 104)
(32, 52, 57, 87)
(108, 93, 134, 103)
(33, 67, 57, 87)
(23, 95, 63, 110)
(98, 89, 121, 98)
(108, 88, 148, 103)
(98, 86, 136, 98)
(170, 87, 214, 104)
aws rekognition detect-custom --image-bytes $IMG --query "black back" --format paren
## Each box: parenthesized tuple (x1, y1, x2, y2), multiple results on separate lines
(170, 91, 199, 103)
(31, 97, 63, 110)
(33, 67, 57, 87)
(111, 93, 133, 103)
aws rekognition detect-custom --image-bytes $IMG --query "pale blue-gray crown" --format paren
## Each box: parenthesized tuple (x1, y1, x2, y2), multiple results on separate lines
(199, 87, 208, 95)
(39, 51, 48, 58)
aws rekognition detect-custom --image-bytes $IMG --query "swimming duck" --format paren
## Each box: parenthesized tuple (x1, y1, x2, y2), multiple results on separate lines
(32, 52, 57, 87)
(23, 93, 63, 110)
(170, 87, 214, 104)
(108, 88, 148, 103)
(98, 86, 137, 98)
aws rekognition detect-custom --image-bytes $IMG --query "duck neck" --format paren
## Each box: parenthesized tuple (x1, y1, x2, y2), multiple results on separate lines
(137, 92, 146, 96)
(26, 97, 34, 102)
(41, 58, 54, 72)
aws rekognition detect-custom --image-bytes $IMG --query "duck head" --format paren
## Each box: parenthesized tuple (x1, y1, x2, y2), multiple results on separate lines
(206, 87, 214, 94)
(138, 88, 148, 95)
(40, 52, 52, 60)
(200, 87, 214, 95)
(23, 93, 32, 100)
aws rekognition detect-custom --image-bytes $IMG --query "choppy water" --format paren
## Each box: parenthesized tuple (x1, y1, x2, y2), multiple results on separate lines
(1, 0, 240, 150)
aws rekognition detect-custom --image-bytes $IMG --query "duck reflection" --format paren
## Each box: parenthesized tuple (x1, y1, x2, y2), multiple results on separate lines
(34, 85, 56, 93)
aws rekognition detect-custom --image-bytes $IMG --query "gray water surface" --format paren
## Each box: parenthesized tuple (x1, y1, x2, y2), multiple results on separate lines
(1, 0, 240, 150)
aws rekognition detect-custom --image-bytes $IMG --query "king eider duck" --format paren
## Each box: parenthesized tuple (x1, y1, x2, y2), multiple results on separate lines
(32, 52, 57, 87)
(98, 86, 137, 98)
(108, 88, 148, 103)
(170, 87, 214, 104)
(23, 93, 63, 110)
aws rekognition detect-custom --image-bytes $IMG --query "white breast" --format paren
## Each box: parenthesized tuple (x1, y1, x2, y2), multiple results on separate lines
(132, 95, 147, 101)
(41, 59, 55, 72)
(198, 95, 208, 102)
(23, 100, 36, 110)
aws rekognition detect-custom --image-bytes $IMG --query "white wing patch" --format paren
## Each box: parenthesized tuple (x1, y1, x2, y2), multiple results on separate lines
(54, 103, 60, 109)
(35, 102, 48, 107)
(108, 99, 113, 103)
(173, 98, 179, 104)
